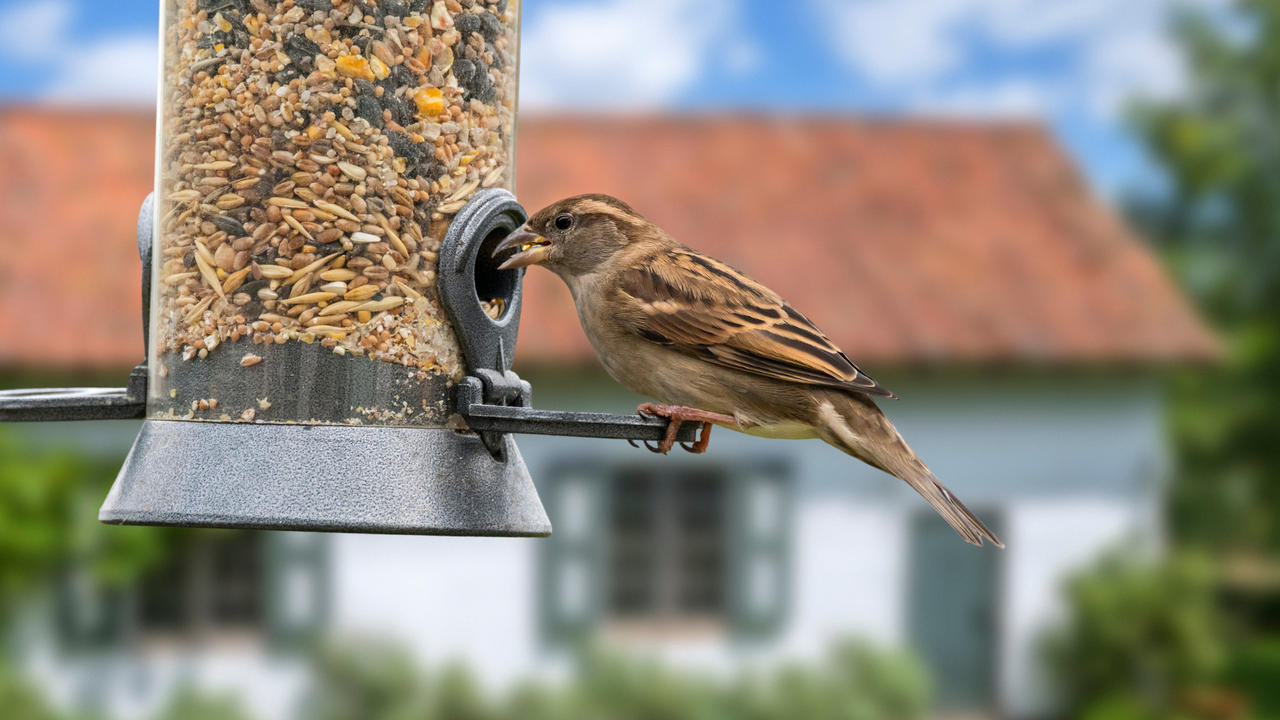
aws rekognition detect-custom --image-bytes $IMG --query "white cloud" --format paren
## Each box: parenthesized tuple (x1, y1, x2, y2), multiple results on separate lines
(519, 0, 744, 110)
(911, 78, 1060, 118)
(817, 0, 975, 85)
(0, 0, 74, 59)
(814, 0, 1226, 120)
(46, 37, 158, 105)
(0, 0, 156, 105)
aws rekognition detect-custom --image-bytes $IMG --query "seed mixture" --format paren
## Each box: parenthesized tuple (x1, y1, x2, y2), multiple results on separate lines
(152, 0, 517, 425)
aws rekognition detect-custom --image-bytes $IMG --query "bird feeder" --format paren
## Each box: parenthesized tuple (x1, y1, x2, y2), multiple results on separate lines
(0, 0, 693, 537)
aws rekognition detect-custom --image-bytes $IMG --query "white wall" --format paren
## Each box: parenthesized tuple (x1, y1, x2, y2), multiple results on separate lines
(999, 496, 1163, 718)
(331, 533, 546, 689)
(783, 499, 908, 654)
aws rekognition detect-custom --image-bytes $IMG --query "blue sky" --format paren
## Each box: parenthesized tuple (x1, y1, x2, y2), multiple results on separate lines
(0, 0, 1225, 198)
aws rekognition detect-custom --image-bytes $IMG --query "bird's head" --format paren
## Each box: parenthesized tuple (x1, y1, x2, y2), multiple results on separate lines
(493, 194, 655, 277)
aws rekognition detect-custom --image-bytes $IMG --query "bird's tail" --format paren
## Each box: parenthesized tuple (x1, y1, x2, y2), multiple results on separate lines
(815, 392, 1003, 548)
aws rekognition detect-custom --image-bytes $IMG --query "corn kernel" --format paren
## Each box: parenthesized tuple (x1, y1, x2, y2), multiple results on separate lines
(335, 55, 375, 81)
(414, 87, 445, 118)
(370, 57, 390, 80)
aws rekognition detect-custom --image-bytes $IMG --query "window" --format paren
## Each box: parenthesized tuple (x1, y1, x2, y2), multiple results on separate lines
(608, 468, 727, 625)
(539, 460, 790, 642)
(59, 530, 328, 650)
(138, 531, 265, 639)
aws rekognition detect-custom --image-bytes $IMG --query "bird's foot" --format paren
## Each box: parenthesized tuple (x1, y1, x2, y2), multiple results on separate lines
(634, 403, 737, 454)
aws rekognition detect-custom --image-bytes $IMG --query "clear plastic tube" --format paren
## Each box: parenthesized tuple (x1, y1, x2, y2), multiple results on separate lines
(151, 0, 519, 426)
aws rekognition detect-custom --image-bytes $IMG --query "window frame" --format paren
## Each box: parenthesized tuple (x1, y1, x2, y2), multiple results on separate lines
(537, 456, 792, 644)
(57, 529, 328, 652)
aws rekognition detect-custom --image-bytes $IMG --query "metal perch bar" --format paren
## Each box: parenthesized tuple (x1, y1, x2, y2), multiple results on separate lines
(459, 403, 700, 442)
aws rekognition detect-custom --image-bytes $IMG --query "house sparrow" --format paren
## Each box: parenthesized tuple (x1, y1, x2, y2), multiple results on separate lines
(494, 194, 1001, 547)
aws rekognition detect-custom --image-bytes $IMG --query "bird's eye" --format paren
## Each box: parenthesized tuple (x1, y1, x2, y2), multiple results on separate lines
(553, 214, 573, 231)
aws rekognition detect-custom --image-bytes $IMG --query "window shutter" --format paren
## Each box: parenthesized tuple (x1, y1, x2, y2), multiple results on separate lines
(539, 470, 607, 641)
(727, 463, 791, 636)
(265, 531, 329, 647)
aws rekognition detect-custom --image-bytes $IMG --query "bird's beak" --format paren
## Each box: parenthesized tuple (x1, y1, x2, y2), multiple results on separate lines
(493, 226, 552, 269)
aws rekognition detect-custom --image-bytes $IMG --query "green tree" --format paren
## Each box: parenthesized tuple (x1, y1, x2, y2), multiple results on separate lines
(1046, 552, 1225, 720)
(1133, 0, 1280, 551)
(0, 425, 166, 622)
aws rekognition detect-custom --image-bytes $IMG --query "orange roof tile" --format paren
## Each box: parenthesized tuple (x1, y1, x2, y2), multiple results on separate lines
(0, 107, 153, 369)
(0, 108, 1219, 371)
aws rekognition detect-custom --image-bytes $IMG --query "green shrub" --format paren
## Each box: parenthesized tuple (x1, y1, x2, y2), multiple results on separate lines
(306, 636, 929, 720)
(1046, 551, 1225, 720)
(1225, 638, 1280, 720)
(304, 635, 424, 720)
(730, 642, 930, 720)
(0, 426, 166, 622)
(152, 686, 258, 720)
(0, 662, 62, 720)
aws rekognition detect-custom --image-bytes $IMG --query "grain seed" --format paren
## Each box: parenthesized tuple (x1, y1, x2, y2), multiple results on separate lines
(281, 292, 337, 305)
(257, 264, 294, 279)
(320, 268, 358, 282)
(344, 284, 380, 301)
(266, 197, 309, 209)
(337, 161, 367, 180)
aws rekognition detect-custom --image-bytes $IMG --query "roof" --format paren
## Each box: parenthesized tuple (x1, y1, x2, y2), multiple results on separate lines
(0, 108, 1219, 371)
(0, 108, 154, 369)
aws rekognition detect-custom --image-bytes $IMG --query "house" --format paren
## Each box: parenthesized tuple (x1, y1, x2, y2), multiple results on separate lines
(0, 108, 1219, 719)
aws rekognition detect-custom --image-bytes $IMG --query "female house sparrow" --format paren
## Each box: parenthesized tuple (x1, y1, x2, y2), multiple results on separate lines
(494, 194, 1001, 547)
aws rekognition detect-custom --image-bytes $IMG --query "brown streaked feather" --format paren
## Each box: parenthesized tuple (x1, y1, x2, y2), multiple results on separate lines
(618, 246, 896, 399)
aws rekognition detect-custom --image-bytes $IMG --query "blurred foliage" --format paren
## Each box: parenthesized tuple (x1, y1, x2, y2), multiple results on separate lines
(153, 686, 259, 720)
(0, 660, 62, 720)
(305, 635, 928, 720)
(1047, 552, 1228, 720)
(304, 636, 432, 720)
(1132, 0, 1280, 551)
(0, 425, 166, 621)
(1224, 638, 1280, 720)
(724, 642, 930, 720)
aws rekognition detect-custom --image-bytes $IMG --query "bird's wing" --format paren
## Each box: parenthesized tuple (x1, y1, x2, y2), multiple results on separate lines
(617, 247, 895, 399)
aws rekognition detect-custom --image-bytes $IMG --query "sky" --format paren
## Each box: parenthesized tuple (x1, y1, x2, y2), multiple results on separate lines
(0, 0, 1228, 198)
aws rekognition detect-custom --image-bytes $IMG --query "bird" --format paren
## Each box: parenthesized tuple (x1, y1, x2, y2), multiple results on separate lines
(493, 194, 1001, 548)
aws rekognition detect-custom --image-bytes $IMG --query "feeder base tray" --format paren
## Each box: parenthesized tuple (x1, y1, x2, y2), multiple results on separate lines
(99, 419, 551, 536)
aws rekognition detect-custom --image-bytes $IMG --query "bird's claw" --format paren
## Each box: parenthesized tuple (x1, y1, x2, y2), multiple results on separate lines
(632, 403, 719, 454)
(627, 437, 668, 453)
(633, 407, 673, 453)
